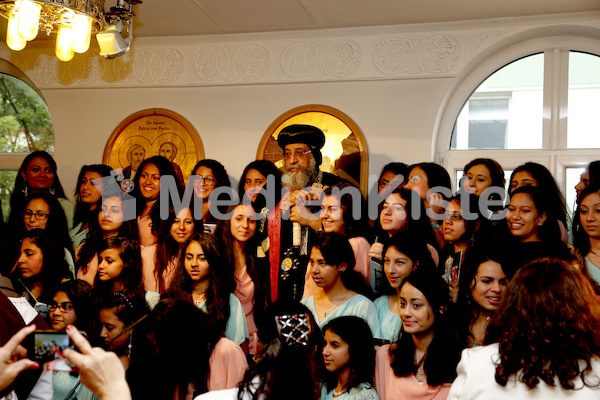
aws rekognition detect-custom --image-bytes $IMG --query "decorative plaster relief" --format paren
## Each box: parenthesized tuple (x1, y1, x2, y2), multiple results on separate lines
(112, 48, 185, 84)
(472, 32, 506, 57)
(373, 34, 460, 75)
(281, 40, 362, 79)
(32, 52, 103, 86)
(194, 45, 270, 82)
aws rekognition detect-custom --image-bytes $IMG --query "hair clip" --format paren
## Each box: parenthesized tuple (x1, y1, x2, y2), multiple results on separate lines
(114, 292, 134, 310)
(275, 313, 311, 347)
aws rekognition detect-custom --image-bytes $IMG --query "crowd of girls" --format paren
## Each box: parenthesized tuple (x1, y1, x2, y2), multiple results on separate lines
(1, 150, 600, 400)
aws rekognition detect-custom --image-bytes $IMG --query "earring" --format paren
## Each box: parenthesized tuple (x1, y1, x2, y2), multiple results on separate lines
(49, 187, 56, 196)
(21, 186, 28, 196)
(127, 332, 133, 359)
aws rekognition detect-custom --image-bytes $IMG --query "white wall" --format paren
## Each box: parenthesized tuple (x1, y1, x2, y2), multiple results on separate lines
(2, 11, 598, 199)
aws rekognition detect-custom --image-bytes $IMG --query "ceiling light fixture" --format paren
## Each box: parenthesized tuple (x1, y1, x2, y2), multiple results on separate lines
(0, 0, 141, 62)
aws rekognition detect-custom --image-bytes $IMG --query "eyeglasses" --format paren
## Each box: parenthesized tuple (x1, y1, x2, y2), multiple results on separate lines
(193, 176, 216, 187)
(443, 212, 464, 221)
(284, 150, 311, 160)
(24, 210, 50, 220)
(49, 303, 74, 313)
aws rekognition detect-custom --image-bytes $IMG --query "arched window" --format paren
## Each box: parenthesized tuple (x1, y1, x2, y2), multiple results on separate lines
(436, 31, 600, 214)
(0, 59, 54, 219)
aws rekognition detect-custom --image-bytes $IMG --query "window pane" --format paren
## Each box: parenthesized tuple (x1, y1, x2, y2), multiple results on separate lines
(0, 74, 54, 153)
(567, 52, 600, 149)
(0, 170, 17, 221)
(451, 54, 544, 150)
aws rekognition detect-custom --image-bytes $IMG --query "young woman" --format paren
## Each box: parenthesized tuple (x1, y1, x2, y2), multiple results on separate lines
(448, 258, 600, 399)
(132, 156, 181, 247)
(504, 186, 571, 270)
(196, 301, 324, 400)
(191, 159, 231, 232)
(70, 164, 113, 250)
(97, 291, 151, 398)
(573, 185, 600, 288)
(322, 316, 378, 400)
(149, 299, 248, 399)
(28, 280, 96, 400)
(301, 232, 380, 338)
(455, 247, 510, 348)
(303, 183, 372, 298)
(369, 187, 438, 295)
(166, 232, 249, 348)
(574, 160, 600, 200)
(508, 162, 568, 241)
(8, 151, 74, 230)
(48, 280, 95, 332)
(375, 268, 460, 400)
(438, 194, 491, 302)
(368, 162, 409, 229)
(462, 158, 504, 198)
(374, 232, 435, 343)
(217, 203, 267, 355)
(405, 162, 452, 248)
(94, 236, 143, 296)
(12, 229, 71, 314)
(75, 192, 137, 285)
(20, 193, 75, 276)
(145, 204, 202, 305)
(238, 159, 282, 209)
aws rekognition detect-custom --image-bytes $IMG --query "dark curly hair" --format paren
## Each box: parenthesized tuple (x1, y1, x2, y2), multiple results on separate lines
(485, 258, 600, 389)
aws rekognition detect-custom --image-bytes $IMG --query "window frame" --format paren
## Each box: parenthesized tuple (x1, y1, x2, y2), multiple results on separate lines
(435, 32, 600, 195)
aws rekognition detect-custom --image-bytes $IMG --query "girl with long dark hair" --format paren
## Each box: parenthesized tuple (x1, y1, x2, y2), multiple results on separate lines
(217, 203, 267, 355)
(166, 232, 248, 347)
(70, 164, 113, 250)
(301, 232, 380, 337)
(322, 316, 378, 399)
(375, 268, 460, 400)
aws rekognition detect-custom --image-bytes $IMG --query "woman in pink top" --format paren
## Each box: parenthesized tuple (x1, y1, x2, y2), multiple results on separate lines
(143, 204, 202, 306)
(131, 156, 181, 247)
(303, 182, 372, 299)
(375, 267, 460, 400)
(217, 203, 268, 355)
(75, 192, 137, 285)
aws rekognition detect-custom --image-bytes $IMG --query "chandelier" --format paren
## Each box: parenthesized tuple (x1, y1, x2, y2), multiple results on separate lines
(0, 0, 139, 62)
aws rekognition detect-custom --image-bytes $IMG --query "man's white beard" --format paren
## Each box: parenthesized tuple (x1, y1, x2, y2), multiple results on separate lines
(282, 156, 318, 191)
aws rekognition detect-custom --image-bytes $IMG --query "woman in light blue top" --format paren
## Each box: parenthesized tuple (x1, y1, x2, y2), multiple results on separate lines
(166, 232, 249, 349)
(301, 232, 380, 338)
(374, 232, 436, 343)
(323, 316, 379, 400)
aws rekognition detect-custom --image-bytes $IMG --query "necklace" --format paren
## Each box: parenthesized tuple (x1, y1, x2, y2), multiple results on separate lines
(332, 387, 348, 398)
(414, 350, 428, 383)
(319, 290, 349, 318)
(192, 292, 206, 307)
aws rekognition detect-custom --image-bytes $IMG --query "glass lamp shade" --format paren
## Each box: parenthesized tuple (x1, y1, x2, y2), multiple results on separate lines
(6, 14, 26, 50)
(56, 24, 74, 62)
(71, 13, 92, 53)
(16, 0, 41, 41)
